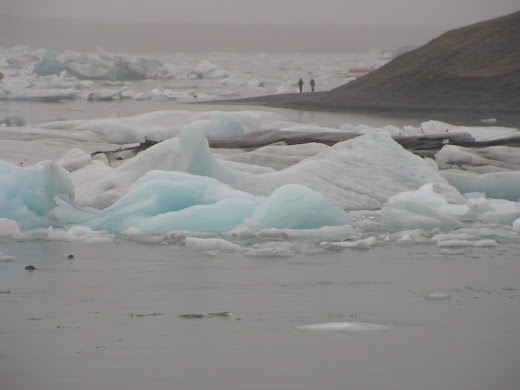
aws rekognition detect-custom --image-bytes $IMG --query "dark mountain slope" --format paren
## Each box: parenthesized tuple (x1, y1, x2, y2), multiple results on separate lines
(229, 12, 520, 115)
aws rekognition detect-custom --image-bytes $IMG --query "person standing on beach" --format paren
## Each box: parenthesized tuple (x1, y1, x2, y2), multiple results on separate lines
(310, 78, 315, 92)
(298, 78, 303, 93)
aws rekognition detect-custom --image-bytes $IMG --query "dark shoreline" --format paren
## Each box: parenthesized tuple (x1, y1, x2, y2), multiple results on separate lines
(204, 94, 520, 128)
(206, 12, 520, 128)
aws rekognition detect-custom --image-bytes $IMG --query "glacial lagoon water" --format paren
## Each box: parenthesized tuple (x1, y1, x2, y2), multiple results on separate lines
(1, 240, 520, 390)
(1, 46, 520, 389)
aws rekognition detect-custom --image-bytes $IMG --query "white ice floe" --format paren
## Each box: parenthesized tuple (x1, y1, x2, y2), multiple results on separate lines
(322, 236, 376, 250)
(420, 120, 519, 142)
(47, 226, 115, 243)
(436, 145, 520, 173)
(435, 239, 497, 248)
(424, 293, 452, 300)
(54, 50, 171, 80)
(0, 251, 16, 262)
(190, 60, 230, 79)
(54, 114, 462, 212)
(297, 322, 391, 333)
(0, 160, 74, 230)
(381, 183, 466, 231)
(184, 237, 246, 253)
(442, 169, 520, 201)
(0, 218, 19, 237)
(40, 110, 274, 144)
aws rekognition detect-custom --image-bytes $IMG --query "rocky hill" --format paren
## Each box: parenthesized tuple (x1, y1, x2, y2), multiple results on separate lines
(233, 11, 520, 115)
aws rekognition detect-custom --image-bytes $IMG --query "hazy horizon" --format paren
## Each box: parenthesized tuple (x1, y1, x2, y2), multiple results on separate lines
(2, 1, 519, 52)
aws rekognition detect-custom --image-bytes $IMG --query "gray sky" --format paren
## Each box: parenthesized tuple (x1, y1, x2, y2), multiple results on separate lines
(4, 0, 518, 24)
(2, 1, 519, 51)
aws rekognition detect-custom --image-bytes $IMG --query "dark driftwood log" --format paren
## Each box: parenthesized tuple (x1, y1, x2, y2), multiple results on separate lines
(92, 131, 520, 163)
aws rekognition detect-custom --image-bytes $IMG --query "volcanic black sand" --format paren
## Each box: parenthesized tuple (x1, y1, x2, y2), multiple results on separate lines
(217, 11, 520, 124)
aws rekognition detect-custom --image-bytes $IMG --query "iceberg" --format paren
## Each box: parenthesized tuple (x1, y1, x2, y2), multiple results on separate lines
(56, 51, 171, 80)
(0, 103, 519, 249)
(381, 184, 465, 231)
(0, 160, 74, 229)
(190, 60, 230, 79)
(441, 169, 520, 201)
(0, 159, 352, 235)
(33, 51, 65, 76)
(243, 184, 352, 231)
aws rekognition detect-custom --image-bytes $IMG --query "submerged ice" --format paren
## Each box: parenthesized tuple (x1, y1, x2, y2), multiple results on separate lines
(1, 108, 519, 253)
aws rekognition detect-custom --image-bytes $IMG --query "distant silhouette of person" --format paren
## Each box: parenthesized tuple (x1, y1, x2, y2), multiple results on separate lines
(298, 78, 303, 93)
(310, 78, 315, 92)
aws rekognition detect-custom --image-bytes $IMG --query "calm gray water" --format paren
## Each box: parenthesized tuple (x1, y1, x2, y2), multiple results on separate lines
(1, 240, 519, 390)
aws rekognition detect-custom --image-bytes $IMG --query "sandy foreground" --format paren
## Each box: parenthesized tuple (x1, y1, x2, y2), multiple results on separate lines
(1, 240, 520, 390)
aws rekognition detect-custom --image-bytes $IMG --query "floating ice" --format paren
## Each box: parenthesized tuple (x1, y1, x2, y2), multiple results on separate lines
(191, 60, 230, 79)
(424, 293, 452, 300)
(274, 81, 298, 94)
(206, 131, 463, 211)
(0, 251, 16, 262)
(243, 184, 351, 232)
(185, 237, 246, 253)
(382, 183, 465, 231)
(436, 239, 497, 248)
(436, 145, 520, 173)
(57, 51, 171, 80)
(253, 225, 356, 242)
(47, 226, 115, 243)
(442, 169, 520, 201)
(297, 322, 391, 333)
(1, 99, 519, 248)
(56, 148, 93, 172)
(0, 115, 27, 127)
(33, 51, 64, 76)
(0, 160, 74, 229)
(219, 73, 263, 88)
(40, 110, 271, 145)
(43, 167, 349, 235)
(421, 120, 519, 142)
(339, 123, 405, 137)
(322, 236, 376, 250)
(0, 218, 19, 237)
(513, 218, 520, 232)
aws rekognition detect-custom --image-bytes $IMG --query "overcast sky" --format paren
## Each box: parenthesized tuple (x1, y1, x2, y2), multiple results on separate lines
(4, 0, 518, 25)
(2, 1, 518, 51)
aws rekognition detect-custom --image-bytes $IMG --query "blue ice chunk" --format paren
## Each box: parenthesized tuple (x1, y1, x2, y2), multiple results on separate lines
(244, 184, 352, 231)
(92, 171, 262, 233)
(33, 52, 65, 76)
(89, 174, 351, 234)
(0, 161, 74, 229)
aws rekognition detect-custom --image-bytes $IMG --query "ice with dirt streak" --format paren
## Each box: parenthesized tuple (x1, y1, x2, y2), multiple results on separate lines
(0, 108, 519, 254)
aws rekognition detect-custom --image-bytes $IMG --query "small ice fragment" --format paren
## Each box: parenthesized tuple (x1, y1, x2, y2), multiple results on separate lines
(296, 321, 391, 333)
(0, 254, 15, 262)
(425, 293, 452, 300)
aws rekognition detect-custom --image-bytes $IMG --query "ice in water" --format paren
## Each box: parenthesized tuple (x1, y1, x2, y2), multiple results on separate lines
(1, 47, 519, 253)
